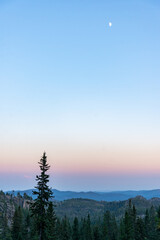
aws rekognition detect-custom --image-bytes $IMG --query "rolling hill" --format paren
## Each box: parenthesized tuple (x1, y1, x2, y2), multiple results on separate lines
(6, 188, 160, 202)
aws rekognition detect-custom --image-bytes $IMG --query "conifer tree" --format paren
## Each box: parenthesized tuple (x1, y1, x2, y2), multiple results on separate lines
(156, 207, 160, 239)
(79, 218, 86, 240)
(30, 152, 55, 240)
(135, 217, 145, 240)
(55, 218, 62, 240)
(85, 214, 92, 240)
(46, 202, 56, 240)
(93, 225, 101, 240)
(123, 200, 136, 240)
(11, 206, 23, 240)
(0, 213, 12, 240)
(102, 210, 118, 240)
(61, 216, 71, 240)
(72, 217, 79, 240)
(23, 212, 31, 240)
(102, 211, 108, 240)
(144, 209, 150, 239)
(148, 206, 158, 240)
(119, 219, 125, 240)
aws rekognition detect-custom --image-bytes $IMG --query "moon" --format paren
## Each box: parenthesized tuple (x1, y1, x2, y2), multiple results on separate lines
(109, 22, 112, 27)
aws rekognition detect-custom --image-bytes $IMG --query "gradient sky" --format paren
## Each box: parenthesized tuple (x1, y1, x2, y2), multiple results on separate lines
(1, 0, 160, 191)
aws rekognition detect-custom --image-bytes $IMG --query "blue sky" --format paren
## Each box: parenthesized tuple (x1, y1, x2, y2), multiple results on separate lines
(1, 0, 160, 191)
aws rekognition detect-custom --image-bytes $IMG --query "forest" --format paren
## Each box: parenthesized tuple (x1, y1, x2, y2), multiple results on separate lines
(1, 193, 160, 240)
(1, 153, 160, 240)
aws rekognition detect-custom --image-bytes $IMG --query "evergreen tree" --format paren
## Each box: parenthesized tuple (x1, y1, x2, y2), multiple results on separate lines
(102, 211, 118, 240)
(85, 214, 92, 240)
(30, 152, 54, 240)
(11, 206, 23, 240)
(46, 202, 56, 240)
(72, 217, 79, 240)
(93, 225, 101, 240)
(144, 209, 150, 239)
(55, 218, 62, 240)
(79, 218, 86, 240)
(148, 206, 158, 240)
(144, 207, 158, 240)
(110, 214, 118, 240)
(23, 212, 31, 240)
(123, 200, 136, 240)
(135, 217, 145, 240)
(102, 211, 108, 240)
(156, 207, 160, 239)
(0, 213, 12, 240)
(119, 219, 125, 240)
(61, 216, 71, 240)
(30, 215, 39, 240)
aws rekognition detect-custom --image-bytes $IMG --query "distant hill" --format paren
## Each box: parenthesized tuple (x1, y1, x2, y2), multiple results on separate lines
(55, 196, 160, 220)
(2, 191, 160, 222)
(5, 188, 160, 202)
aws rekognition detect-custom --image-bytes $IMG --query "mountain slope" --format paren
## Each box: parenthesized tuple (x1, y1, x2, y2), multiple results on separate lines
(55, 196, 160, 220)
(6, 189, 160, 201)
(1, 191, 160, 222)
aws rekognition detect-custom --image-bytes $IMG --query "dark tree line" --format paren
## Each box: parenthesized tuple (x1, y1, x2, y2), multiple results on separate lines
(2, 202, 160, 240)
(1, 152, 160, 240)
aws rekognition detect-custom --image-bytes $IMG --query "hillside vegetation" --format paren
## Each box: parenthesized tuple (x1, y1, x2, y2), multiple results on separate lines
(1, 191, 160, 221)
(1, 191, 160, 240)
(55, 195, 160, 220)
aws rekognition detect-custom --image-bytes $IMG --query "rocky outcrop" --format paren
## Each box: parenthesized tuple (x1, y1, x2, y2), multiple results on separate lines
(0, 191, 31, 228)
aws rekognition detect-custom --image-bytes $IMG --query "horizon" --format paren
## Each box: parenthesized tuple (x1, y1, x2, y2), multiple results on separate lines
(3, 188, 160, 193)
(1, 0, 160, 191)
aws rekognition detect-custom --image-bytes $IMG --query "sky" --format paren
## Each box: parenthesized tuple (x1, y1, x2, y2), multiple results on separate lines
(1, 0, 160, 191)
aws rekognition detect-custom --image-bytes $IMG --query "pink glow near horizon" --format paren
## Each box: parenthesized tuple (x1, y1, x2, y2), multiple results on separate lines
(1, 146, 160, 176)
(1, 145, 160, 191)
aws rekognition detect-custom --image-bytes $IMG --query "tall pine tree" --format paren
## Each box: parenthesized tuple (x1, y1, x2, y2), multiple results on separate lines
(30, 152, 55, 240)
